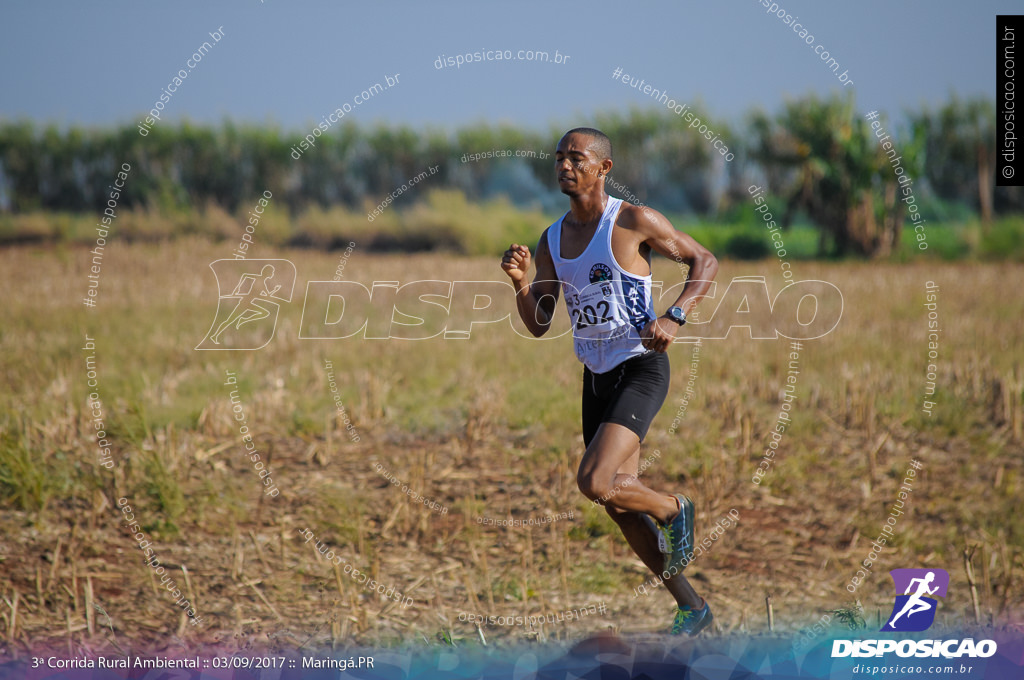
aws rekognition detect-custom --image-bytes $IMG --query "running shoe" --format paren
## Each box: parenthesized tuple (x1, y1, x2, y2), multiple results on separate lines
(658, 494, 695, 576)
(670, 600, 713, 636)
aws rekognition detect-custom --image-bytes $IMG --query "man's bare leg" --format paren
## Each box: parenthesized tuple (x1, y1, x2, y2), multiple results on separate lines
(577, 422, 702, 609)
(606, 507, 703, 609)
(577, 423, 676, 519)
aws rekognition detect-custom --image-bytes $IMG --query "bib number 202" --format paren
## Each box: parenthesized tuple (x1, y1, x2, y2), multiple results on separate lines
(572, 300, 611, 329)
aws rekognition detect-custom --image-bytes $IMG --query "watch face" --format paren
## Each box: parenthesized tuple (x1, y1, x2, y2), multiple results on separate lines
(669, 307, 686, 324)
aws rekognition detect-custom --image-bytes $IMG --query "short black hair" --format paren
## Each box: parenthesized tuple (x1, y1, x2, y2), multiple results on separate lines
(563, 127, 612, 162)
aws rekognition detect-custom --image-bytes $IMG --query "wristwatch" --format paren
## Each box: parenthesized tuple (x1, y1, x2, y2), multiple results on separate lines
(666, 306, 687, 326)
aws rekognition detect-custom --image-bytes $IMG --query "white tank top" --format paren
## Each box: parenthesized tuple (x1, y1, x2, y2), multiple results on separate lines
(547, 196, 656, 374)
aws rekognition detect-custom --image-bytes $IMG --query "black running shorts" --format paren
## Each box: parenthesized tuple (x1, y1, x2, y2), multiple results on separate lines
(582, 350, 670, 448)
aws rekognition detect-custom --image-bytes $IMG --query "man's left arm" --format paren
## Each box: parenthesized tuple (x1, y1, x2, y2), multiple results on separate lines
(627, 206, 719, 352)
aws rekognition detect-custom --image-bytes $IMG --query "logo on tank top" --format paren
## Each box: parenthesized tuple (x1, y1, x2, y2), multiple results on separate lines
(589, 263, 612, 284)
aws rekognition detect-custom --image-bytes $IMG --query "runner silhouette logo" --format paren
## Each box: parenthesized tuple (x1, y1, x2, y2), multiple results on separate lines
(196, 259, 296, 350)
(881, 568, 949, 632)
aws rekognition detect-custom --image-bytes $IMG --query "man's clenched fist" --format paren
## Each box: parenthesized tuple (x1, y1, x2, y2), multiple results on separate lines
(501, 244, 531, 283)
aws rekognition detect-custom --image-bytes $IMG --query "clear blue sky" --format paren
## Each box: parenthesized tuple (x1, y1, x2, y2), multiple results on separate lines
(0, 0, 1008, 133)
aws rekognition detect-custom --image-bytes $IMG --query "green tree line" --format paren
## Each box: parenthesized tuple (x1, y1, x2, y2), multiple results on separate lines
(0, 93, 1016, 257)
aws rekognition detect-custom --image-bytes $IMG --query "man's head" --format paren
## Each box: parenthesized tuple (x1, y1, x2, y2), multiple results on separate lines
(555, 128, 613, 197)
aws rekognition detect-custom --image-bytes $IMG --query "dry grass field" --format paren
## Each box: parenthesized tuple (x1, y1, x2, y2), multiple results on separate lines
(0, 238, 1022, 657)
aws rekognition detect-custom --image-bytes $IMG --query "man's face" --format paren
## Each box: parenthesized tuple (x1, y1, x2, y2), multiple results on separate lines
(554, 134, 608, 196)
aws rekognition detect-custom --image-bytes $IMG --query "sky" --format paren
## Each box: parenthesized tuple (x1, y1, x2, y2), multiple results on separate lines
(0, 0, 1009, 134)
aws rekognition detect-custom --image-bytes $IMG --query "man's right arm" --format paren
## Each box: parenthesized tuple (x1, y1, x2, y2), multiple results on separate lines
(501, 231, 560, 337)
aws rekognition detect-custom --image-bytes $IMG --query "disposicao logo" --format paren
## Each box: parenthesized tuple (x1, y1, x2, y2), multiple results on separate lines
(831, 567, 997, 659)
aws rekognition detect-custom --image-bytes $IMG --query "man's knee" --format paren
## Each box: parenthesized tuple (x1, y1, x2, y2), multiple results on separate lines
(576, 471, 611, 502)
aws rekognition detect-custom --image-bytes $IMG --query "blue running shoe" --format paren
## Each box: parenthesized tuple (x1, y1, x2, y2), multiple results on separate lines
(671, 600, 713, 636)
(658, 494, 695, 577)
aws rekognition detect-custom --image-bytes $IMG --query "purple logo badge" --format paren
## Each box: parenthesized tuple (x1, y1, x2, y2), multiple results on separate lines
(881, 568, 949, 632)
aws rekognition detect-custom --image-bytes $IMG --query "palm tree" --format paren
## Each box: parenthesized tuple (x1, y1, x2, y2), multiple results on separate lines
(907, 96, 995, 227)
(750, 94, 918, 257)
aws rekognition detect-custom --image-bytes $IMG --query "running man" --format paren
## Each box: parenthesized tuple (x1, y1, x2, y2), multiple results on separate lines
(500, 128, 719, 635)
(887, 571, 939, 628)
(210, 264, 282, 344)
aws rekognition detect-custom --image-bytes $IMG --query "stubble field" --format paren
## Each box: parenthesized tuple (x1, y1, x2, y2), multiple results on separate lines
(0, 239, 1022, 657)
